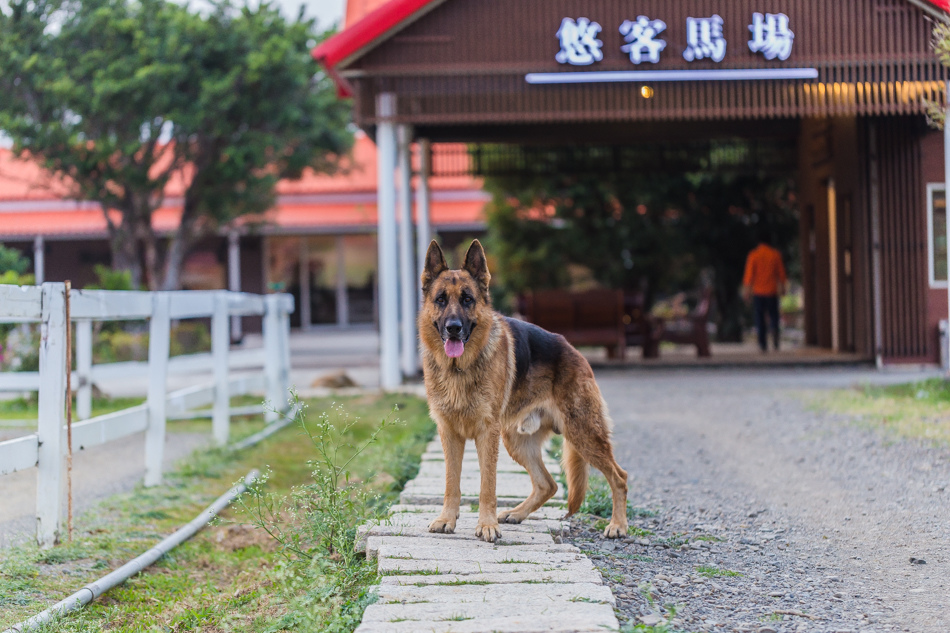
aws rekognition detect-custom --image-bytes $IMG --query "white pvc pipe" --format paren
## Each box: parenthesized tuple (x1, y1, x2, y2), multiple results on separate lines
(3, 470, 260, 633)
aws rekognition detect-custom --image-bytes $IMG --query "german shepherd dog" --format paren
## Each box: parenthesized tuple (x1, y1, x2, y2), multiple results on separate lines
(419, 239, 629, 543)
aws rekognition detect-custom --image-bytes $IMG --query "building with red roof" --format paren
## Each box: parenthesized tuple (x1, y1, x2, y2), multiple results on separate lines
(310, 0, 950, 379)
(0, 130, 488, 327)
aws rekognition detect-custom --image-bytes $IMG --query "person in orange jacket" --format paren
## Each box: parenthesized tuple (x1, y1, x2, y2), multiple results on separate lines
(742, 231, 787, 352)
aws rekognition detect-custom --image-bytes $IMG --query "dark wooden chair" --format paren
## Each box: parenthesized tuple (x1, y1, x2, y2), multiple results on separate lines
(518, 289, 627, 361)
(654, 288, 713, 357)
(623, 291, 661, 359)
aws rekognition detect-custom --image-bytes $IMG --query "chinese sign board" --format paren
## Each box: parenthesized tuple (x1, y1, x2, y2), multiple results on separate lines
(556, 12, 795, 67)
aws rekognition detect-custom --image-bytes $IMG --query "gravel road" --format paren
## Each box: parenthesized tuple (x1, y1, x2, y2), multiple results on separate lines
(569, 367, 949, 633)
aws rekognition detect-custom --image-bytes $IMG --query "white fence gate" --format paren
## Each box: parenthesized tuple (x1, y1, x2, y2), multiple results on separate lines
(0, 283, 294, 547)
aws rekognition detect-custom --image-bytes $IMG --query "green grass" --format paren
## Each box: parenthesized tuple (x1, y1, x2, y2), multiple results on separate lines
(580, 474, 657, 520)
(810, 378, 950, 445)
(0, 393, 435, 633)
(0, 394, 263, 434)
(695, 565, 742, 578)
(442, 613, 474, 621)
(656, 533, 690, 549)
(0, 395, 146, 423)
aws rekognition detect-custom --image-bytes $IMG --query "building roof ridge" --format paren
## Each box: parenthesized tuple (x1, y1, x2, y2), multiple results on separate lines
(314, 0, 950, 96)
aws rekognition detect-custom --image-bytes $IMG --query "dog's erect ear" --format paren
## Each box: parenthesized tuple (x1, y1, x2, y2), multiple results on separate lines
(421, 240, 448, 293)
(462, 239, 491, 292)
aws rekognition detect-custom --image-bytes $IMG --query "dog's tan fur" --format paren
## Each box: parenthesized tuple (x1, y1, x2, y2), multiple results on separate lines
(418, 239, 629, 542)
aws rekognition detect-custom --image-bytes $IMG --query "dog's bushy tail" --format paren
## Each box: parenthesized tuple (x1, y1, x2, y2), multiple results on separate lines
(563, 439, 589, 516)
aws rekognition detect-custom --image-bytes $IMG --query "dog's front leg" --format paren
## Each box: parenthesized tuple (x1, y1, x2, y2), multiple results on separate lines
(429, 424, 464, 534)
(473, 428, 501, 542)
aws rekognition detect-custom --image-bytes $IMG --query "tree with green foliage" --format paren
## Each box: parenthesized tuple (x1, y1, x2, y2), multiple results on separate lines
(926, 22, 950, 130)
(483, 144, 798, 342)
(0, 0, 351, 289)
(0, 243, 32, 285)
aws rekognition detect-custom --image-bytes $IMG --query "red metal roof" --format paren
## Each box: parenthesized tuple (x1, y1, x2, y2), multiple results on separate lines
(312, 0, 448, 95)
(0, 133, 487, 240)
(313, 0, 950, 94)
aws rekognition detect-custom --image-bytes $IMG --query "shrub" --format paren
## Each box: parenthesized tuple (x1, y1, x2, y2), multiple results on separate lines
(236, 396, 402, 631)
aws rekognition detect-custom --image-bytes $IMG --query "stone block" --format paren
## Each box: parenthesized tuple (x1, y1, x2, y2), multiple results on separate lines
(375, 581, 615, 606)
(356, 602, 618, 632)
(378, 568, 605, 586)
(377, 556, 594, 576)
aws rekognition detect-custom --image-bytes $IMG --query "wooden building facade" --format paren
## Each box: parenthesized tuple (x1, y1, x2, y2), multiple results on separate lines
(316, 0, 950, 369)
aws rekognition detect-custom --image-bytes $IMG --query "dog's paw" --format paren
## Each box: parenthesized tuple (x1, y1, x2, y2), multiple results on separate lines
(497, 509, 524, 524)
(428, 516, 457, 534)
(603, 521, 627, 539)
(475, 522, 502, 542)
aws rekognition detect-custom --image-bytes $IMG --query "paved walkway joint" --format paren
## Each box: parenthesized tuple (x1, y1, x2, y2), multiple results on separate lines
(354, 440, 619, 632)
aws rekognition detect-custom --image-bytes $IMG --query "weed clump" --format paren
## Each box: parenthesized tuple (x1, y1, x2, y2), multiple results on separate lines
(236, 394, 416, 632)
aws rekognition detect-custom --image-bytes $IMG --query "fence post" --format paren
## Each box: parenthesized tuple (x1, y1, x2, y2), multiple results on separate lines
(36, 282, 67, 547)
(144, 293, 170, 487)
(212, 292, 230, 445)
(75, 319, 93, 421)
(279, 298, 292, 408)
(263, 294, 282, 422)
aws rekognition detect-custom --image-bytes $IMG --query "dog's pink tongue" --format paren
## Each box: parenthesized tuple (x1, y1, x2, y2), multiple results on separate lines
(444, 339, 465, 358)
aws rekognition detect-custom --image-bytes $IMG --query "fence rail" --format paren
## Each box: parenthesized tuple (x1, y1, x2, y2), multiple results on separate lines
(0, 283, 294, 547)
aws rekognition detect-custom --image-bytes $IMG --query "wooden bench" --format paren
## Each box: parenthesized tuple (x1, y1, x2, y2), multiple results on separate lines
(623, 291, 661, 359)
(653, 288, 713, 357)
(518, 289, 627, 361)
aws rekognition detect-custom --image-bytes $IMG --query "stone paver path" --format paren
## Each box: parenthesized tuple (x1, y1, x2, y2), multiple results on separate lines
(354, 439, 619, 633)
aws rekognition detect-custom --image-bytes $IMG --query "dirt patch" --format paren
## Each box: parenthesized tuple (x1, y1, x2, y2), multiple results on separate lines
(211, 524, 276, 552)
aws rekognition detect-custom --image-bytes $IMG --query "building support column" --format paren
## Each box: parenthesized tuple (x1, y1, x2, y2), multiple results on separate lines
(416, 138, 433, 308)
(227, 230, 242, 341)
(827, 178, 840, 352)
(376, 93, 401, 389)
(335, 235, 349, 326)
(397, 124, 418, 377)
(33, 236, 45, 284)
(869, 124, 884, 369)
(299, 238, 311, 332)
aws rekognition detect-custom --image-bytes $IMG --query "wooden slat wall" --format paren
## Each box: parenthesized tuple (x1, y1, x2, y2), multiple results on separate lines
(876, 117, 929, 359)
(349, 0, 945, 126)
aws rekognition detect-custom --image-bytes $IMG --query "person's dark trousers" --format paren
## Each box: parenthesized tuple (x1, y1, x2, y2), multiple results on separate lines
(753, 295, 780, 351)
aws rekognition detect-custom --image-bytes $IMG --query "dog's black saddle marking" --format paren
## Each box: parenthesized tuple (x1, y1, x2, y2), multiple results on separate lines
(504, 316, 563, 389)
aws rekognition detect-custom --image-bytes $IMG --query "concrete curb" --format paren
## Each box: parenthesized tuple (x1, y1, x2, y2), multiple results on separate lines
(354, 440, 619, 632)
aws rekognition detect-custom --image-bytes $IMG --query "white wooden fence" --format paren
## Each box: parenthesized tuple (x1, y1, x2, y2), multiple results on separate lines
(0, 283, 294, 547)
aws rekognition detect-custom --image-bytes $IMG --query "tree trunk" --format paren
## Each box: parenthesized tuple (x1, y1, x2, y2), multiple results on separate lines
(107, 215, 143, 289)
(160, 227, 190, 291)
(159, 197, 204, 291)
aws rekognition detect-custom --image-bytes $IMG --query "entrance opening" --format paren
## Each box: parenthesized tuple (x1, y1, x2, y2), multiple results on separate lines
(429, 132, 862, 364)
